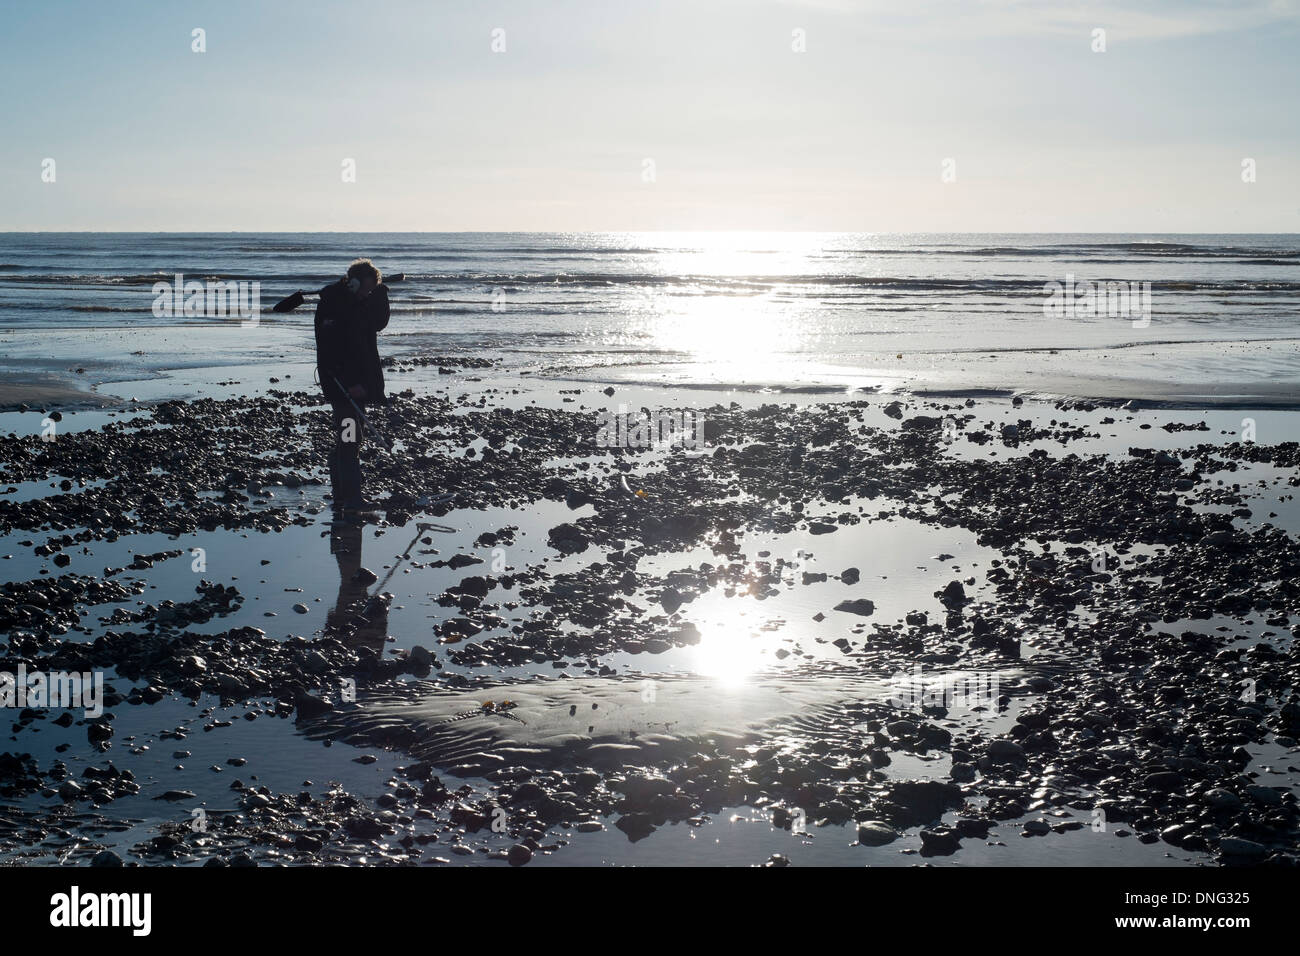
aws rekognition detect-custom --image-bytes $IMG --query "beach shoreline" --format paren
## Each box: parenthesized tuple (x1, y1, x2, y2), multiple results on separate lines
(3, 329, 1300, 414)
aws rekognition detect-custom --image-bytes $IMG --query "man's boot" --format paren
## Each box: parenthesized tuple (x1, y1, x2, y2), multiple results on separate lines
(338, 453, 371, 513)
(327, 447, 343, 512)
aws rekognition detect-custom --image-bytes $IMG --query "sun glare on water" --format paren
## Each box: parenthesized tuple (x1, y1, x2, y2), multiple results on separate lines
(654, 294, 796, 365)
(685, 597, 780, 687)
(627, 233, 826, 382)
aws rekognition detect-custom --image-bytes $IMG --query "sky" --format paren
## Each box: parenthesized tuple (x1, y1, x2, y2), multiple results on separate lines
(1, 0, 1298, 232)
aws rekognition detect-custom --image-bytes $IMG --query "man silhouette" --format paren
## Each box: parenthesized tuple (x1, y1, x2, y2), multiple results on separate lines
(314, 258, 389, 518)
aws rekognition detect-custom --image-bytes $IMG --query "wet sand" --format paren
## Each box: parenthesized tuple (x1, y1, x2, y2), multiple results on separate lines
(0, 376, 111, 413)
(0, 355, 1297, 867)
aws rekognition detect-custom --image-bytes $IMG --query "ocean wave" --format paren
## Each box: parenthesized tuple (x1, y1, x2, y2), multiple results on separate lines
(7, 271, 1300, 297)
(835, 243, 1300, 260)
(0, 272, 274, 286)
(68, 305, 150, 313)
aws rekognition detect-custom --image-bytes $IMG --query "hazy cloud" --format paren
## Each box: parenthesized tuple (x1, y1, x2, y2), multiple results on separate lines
(773, 0, 1300, 39)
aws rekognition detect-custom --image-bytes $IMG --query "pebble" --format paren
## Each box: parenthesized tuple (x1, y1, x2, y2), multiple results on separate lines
(508, 843, 533, 866)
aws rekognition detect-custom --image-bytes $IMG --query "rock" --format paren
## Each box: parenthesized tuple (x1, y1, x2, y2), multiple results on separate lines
(154, 789, 197, 801)
(178, 655, 208, 677)
(1278, 701, 1300, 732)
(293, 693, 334, 720)
(986, 739, 1025, 762)
(565, 489, 596, 510)
(90, 849, 124, 867)
(87, 722, 114, 744)
(58, 780, 84, 801)
(1246, 785, 1283, 807)
(615, 813, 655, 842)
(938, 580, 966, 607)
(508, 843, 533, 866)
(841, 567, 860, 585)
(215, 673, 250, 698)
(442, 617, 483, 639)
(879, 780, 963, 827)
(1203, 788, 1241, 811)
(344, 815, 385, 839)
(856, 821, 900, 846)
(453, 575, 489, 598)
(919, 828, 961, 856)
(1143, 771, 1184, 793)
(949, 762, 977, 783)
(955, 819, 990, 839)
(1218, 837, 1266, 860)
(548, 523, 590, 554)
(901, 415, 942, 432)
(834, 598, 875, 617)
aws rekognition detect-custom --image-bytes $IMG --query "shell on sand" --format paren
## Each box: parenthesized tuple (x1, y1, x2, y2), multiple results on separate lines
(305, 671, 905, 775)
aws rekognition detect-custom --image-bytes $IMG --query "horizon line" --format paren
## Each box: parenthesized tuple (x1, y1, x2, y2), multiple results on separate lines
(3, 229, 1299, 237)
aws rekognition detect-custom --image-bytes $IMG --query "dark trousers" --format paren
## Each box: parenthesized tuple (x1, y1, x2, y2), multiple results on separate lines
(329, 402, 363, 509)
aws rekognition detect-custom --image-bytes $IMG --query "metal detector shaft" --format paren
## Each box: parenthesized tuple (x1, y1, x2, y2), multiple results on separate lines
(369, 519, 456, 594)
(332, 376, 393, 451)
(371, 523, 429, 594)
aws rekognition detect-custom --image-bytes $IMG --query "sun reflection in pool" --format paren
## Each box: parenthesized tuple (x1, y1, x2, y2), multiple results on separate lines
(686, 597, 781, 687)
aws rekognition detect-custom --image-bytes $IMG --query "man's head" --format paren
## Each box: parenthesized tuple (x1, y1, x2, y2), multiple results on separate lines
(346, 258, 382, 296)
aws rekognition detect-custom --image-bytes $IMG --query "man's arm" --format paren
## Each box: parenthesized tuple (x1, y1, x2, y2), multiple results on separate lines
(314, 296, 348, 399)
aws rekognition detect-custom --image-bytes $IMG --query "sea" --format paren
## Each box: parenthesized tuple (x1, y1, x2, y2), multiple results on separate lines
(1, 232, 1298, 401)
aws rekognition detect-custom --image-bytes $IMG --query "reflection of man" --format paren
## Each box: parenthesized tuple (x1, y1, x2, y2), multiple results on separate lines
(327, 522, 389, 655)
(314, 258, 389, 519)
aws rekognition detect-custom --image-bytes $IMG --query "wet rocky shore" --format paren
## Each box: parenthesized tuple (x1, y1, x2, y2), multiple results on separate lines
(1, 364, 1298, 866)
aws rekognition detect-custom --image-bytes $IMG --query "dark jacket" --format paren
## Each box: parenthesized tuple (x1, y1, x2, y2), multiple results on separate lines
(314, 279, 389, 406)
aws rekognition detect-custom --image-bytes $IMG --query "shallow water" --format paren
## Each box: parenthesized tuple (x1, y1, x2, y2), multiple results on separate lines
(529, 803, 1203, 868)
